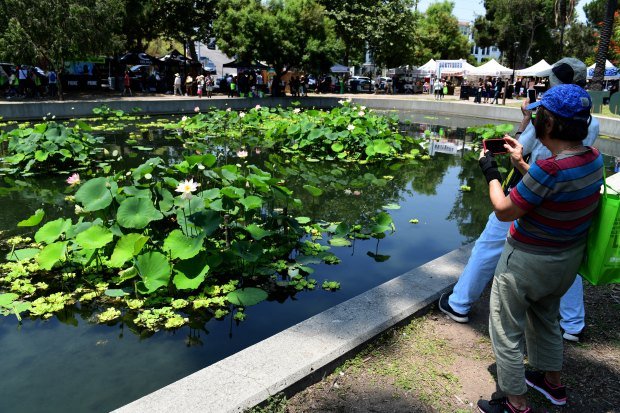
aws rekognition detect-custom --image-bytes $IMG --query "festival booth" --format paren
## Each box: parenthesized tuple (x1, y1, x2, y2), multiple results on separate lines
(467, 59, 512, 78)
(117, 52, 162, 92)
(63, 56, 110, 91)
(587, 60, 620, 80)
(515, 59, 551, 77)
(223, 59, 269, 96)
(434, 60, 474, 95)
(416, 59, 436, 77)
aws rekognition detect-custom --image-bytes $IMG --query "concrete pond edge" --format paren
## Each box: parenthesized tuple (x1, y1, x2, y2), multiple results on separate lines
(113, 243, 473, 413)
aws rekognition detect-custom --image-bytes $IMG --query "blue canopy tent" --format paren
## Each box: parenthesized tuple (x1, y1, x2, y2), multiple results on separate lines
(587, 60, 620, 80)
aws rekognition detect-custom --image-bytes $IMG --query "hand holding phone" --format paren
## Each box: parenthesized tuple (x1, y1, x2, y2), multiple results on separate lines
(483, 138, 508, 155)
(527, 89, 536, 104)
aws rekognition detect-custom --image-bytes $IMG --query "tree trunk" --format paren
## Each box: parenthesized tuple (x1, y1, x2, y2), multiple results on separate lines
(188, 40, 198, 62)
(559, 0, 566, 57)
(591, 0, 618, 91)
(58, 59, 64, 101)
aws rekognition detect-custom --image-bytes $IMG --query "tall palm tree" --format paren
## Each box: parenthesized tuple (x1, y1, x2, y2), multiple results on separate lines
(555, 0, 576, 57)
(591, 0, 618, 91)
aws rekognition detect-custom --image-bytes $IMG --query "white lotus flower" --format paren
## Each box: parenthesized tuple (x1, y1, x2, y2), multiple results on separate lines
(293, 108, 301, 114)
(239, 112, 246, 118)
(175, 179, 200, 199)
(358, 111, 365, 116)
(347, 124, 355, 131)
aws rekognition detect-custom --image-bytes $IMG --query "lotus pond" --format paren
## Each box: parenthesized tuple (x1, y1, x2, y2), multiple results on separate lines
(0, 103, 537, 412)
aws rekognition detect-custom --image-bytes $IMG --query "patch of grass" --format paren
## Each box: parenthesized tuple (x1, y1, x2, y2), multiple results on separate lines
(245, 393, 287, 413)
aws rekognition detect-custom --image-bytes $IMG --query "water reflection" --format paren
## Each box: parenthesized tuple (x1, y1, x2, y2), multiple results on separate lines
(0, 116, 497, 413)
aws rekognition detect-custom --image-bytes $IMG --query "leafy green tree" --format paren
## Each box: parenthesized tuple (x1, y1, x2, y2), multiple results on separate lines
(214, 0, 343, 95)
(562, 22, 597, 63)
(367, 1, 418, 68)
(584, 0, 613, 25)
(151, 0, 217, 60)
(474, 0, 555, 66)
(413, 1, 470, 64)
(0, 0, 125, 100)
(122, 0, 160, 52)
(319, 0, 418, 68)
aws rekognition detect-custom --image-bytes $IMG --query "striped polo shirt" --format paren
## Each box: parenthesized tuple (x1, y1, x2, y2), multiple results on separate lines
(508, 147, 604, 254)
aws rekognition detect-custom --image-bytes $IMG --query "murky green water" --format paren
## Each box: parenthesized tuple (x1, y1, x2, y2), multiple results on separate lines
(0, 113, 614, 412)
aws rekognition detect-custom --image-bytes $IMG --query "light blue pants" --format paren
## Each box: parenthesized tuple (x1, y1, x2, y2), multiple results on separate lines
(448, 212, 585, 334)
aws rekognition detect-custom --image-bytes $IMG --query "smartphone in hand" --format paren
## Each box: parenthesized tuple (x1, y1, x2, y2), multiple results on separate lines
(527, 89, 536, 104)
(483, 138, 508, 155)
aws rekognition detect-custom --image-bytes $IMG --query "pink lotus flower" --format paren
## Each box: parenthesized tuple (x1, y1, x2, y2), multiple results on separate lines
(353, 190, 361, 196)
(175, 179, 200, 199)
(237, 150, 248, 158)
(358, 111, 365, 117)
(66, 173, 80, 186)
(255, 104, 261, 110)
(194, 106, 200, 113)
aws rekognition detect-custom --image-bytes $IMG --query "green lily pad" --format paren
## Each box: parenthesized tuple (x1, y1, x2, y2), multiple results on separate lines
(116, 197, 163, 229)
(135, 252, 171, 293)
(104, 289, 129, 297)
(239, 195, 263, 210)
(303, 184, 323, 197)
(37, 241, 68, 270)
(0, 293, 19, 308)
(34, 218, 72, 244)
(109, 233, 149, 268)
(75, 225, 113, 250)
(6, 248, 40, 262)
(245, 224, 273, 240)
(329, 237, 351, 247)
(17, 209, 45, 227)
(163, 230, 204, 260)
(382, 203, 401, 210)
(173, 253, 210, 290)
(226, 287, 268, 306)
(75, 177, 118, 212)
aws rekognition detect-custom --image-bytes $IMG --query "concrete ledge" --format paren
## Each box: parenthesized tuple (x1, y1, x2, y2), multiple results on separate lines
(113, 243, 473, 413)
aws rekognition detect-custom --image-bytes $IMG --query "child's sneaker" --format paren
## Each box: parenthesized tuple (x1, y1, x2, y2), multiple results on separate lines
(562, 329, 583, 343)
(525, 370, 567, 406)
(477, 397, 532, 412)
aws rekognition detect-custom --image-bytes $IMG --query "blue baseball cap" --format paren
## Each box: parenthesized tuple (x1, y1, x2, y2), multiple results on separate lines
(526, 84, 592, 119)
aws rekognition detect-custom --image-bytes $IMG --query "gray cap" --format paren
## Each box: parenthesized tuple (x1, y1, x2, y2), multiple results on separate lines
(536, 57, 587, 87)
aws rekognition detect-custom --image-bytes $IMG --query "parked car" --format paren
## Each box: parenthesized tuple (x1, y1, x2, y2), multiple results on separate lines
(347, 76, 373, 93)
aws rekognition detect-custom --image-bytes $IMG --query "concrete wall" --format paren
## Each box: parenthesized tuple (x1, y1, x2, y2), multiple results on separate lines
(2, 95, 619, 140)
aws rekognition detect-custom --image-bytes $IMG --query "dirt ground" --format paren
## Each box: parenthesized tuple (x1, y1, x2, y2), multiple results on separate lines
(252, 282, 620, 413)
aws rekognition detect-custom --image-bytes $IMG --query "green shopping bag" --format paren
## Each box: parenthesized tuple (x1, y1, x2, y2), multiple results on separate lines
(579, 171, 620, 285)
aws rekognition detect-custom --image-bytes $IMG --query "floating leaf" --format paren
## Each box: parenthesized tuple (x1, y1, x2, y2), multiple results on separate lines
(239, 195, 263, 210)
(135, 252, 171, 293)
(104, 289, 129, 297)
(37, 241, 68, 270)
(75, 177, 117, 212)
(6, 248, 40, 262)
(0, 293, 19, 308)
(117, 266, 138, 282)
(173, 253, 210, 290)
(75, 225, 113, 250)
(303, 185, 323, 197)
(226, 287, 268, 306)
(295, 216, 311, 224)
(163, 230, 204, 260)
(329, 237, 351, 247)
(245, 224, 273, 240)
(116, 197, 163, 229)
(35, 218, 72, 244)
(382, 203, 401, 210)
(17, 209, 45, 227)
(109, 234, 149, 268)
(331, 142, 344, 152)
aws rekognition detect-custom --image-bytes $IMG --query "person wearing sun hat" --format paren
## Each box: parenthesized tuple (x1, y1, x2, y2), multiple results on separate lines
(439, 57, 598, 347)
(173, 73, 182, 96)
(476, 84, 603, 413)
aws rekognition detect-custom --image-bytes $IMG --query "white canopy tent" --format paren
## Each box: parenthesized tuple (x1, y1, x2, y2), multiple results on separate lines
(468, 59, 512, 77)
(515, 59, 551, 77)
(587, 60, 620, 80)
(437, 59, 475, 76)
(416, 59, 436, 75)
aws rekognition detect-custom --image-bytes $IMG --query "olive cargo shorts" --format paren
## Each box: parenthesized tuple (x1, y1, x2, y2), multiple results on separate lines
(489, 242, 585, 395)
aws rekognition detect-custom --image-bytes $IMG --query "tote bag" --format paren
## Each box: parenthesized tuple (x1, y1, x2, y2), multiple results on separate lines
(579, 171, 620, 285)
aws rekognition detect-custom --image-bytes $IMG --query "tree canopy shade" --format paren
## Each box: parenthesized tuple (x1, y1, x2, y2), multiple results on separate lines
(213, 0, 343, 94)
(412, 1, 471, 64)
(0, 0, 125, 99)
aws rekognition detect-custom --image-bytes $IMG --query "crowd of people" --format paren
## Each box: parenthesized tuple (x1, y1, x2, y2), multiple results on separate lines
(0, 65, 58, 99)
